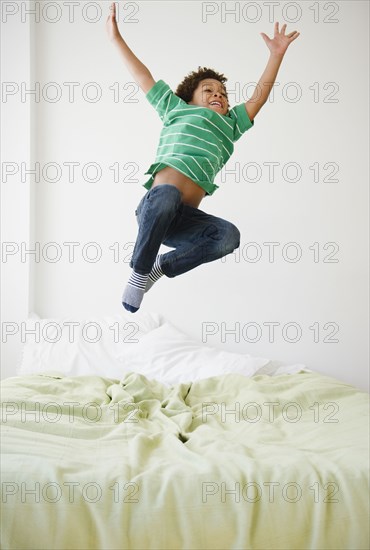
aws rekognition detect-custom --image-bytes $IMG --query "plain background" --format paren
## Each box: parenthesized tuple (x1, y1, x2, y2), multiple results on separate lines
(1, 0, 369, 391)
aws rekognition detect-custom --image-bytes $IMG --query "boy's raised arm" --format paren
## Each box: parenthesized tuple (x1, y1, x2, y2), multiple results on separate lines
(245, 22, 300, 121)
(106, 2, 156, 94)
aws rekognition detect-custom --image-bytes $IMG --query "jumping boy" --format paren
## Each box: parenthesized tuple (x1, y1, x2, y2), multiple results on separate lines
(106, 2, 300, 312)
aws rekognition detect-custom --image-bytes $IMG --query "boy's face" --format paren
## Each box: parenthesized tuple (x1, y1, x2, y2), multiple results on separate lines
(188, 78, 229, 115)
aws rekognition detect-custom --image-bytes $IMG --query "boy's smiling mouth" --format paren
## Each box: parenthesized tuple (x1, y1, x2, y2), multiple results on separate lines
(209, 101, 222, 108)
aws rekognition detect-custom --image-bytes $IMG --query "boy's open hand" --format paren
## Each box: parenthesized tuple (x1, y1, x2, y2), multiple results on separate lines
(106, 2, 121, 42)
(260, 22, 300, 56)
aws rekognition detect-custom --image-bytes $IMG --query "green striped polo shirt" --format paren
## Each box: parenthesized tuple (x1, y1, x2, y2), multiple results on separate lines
(143, 79, 254, 196)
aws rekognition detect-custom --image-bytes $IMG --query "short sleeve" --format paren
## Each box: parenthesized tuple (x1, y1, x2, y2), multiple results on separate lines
(228, 103, 254, 142)
(145, 80, 184, 121)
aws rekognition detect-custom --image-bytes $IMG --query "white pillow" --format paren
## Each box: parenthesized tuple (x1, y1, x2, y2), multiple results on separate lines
(17, 311, 165, 379)
(116, 321, 273, 386)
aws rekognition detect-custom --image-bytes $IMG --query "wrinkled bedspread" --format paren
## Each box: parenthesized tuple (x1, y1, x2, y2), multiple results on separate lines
(1, 370, 369, 549)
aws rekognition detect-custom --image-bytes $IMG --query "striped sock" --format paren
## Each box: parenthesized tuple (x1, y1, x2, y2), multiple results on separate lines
(122, 270, 149, 313)
(145, 254, 165, 293)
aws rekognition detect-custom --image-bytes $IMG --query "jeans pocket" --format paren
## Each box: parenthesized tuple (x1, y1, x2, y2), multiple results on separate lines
(135, 194, 146, 218)
(134, 207, 141, 226)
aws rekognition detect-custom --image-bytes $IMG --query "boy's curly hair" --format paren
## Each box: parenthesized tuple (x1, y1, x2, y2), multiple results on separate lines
(175, 66, 230, 109)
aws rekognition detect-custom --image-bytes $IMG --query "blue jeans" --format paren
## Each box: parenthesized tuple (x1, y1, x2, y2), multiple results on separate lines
(129, 184, 240, 277)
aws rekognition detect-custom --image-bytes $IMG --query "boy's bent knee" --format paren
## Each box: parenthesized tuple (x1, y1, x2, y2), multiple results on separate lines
(202, 222, 240, 262)
(223, 223, 240, 253)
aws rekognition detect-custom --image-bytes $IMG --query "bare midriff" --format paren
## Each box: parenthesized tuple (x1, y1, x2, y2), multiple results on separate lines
(151, 166, 206, 208)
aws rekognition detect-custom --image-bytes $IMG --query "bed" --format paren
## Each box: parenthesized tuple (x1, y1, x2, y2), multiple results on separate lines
(1, 312, 369, 550)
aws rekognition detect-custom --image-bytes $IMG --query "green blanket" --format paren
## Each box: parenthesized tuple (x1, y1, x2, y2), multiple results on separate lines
(1, 371, 369, 549)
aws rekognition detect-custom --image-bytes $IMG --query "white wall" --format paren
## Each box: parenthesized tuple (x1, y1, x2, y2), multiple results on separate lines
(1, 0, 35, 377)
(1, 1, 369, 392)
